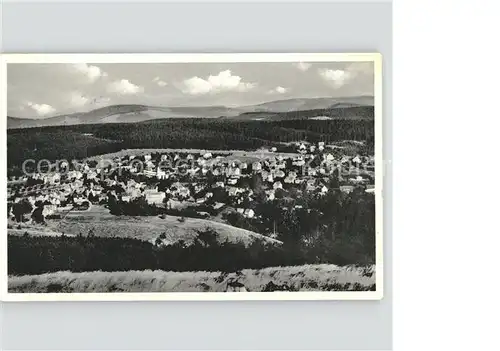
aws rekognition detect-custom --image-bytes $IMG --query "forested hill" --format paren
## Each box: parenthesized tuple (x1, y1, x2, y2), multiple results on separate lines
(229, 106, 374, 121)
(7, 118, 374, 170)
(7, 96, 374, 129)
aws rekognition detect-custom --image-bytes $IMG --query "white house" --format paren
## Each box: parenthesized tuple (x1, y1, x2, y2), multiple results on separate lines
(87, 171, 98, 180)
(349, 175, 365, 183)
(231, 167, 241, 177)
(274, 170, 286, 178)
(156, 169, 168, 180)
(145, 191, 165, 205)
(307, 168, 317, 176)
(213, 202, 225, 210)
(243, 209, 255, 218)
(252, 162, 262, 171)
(42, 204, 57, 217)
(352, 155, 362, 164)
(228, 178, 238, 185)
(121, 195, 131, 202)
(273, 181, 283, 190)
(187, 167, 200, 176)
(340, 185, 354, 193)
(324, 154, 335, 162)
(284, 176, 294, 184)
(228, 187, 244, 197)
(177, 187, 190, 199)
(68, 170, 83, 180)
(74, 195, 88, 205)
(266, 190, 275, 201)
(48, 173, 61, 185)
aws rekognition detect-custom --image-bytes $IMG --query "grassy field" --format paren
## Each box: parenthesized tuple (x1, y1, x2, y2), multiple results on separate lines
(12, 207, 281, 247)
(8, 228, 75, 237)
(8, 264, 375, 293)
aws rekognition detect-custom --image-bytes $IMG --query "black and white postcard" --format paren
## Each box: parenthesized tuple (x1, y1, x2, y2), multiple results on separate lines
(1, 53, 383, 301)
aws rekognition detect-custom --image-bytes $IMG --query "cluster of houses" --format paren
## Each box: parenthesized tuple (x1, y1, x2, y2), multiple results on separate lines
(7, 141, 375, 222)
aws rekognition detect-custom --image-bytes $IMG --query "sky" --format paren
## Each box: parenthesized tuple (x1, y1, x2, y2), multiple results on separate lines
(7, 61, 374, 118)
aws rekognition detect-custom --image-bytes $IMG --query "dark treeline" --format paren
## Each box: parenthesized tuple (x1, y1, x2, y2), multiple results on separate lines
(8, 224, 373, 276)
(7, 118, 374, 169)
(8, 230, 304, 275)
(235, 106, 374, 121)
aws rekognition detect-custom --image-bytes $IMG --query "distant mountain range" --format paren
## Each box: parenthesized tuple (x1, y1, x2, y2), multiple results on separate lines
(7, 96, 374, 129)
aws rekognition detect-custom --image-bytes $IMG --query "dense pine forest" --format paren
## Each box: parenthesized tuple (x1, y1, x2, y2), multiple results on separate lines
(232, 106, 374, 120)
(7, 118, 374, 169)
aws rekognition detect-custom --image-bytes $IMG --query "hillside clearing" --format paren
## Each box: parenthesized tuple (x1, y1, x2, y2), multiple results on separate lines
(39, 211, 282, 247)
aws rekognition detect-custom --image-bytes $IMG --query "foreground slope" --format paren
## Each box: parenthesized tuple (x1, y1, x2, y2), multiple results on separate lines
(8, 264, 375, 293)
(11, 208, 281, 247)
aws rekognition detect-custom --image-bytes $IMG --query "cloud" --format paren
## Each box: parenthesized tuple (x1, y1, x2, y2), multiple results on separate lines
(72, 63, 107, 82)
(26, 102, 56, 116)
(345, 62, 373, 75)
(69, 92, 90, 107)
(268, 86, 289, 94)
(107, 79, 144, 95)
(96, 96, 111, 104)
(318, 62, 373, 89)
(318, 68, 351, 88)
(294, 62, 312, 71)
(182, 70, 256, 95)
(69, 92, 112, 108)
(153, 77, 168, 87)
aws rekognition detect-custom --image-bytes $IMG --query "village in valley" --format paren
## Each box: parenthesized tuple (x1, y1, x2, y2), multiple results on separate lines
(7, 139, 375, 242)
